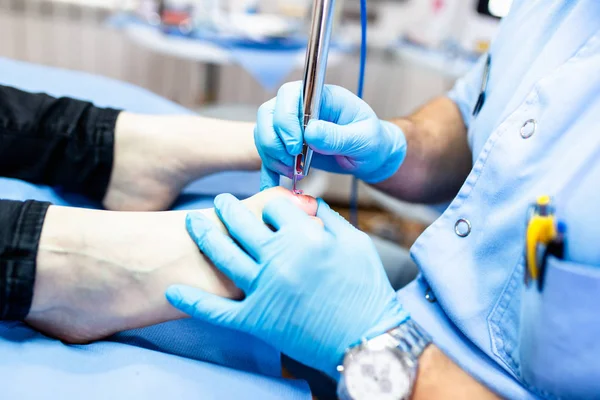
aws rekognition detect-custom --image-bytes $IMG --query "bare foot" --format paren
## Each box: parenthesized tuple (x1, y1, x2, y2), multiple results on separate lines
(26, 187, 317, 343)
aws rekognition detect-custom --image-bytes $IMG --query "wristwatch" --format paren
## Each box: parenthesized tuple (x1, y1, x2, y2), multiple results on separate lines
(337, 319, 432, 400)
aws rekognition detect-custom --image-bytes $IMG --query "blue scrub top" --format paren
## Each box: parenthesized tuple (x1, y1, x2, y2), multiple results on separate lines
(406, 1, 600, 398)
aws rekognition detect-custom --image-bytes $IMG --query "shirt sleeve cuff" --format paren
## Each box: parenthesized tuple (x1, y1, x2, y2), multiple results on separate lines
(79, 107, 121, 201)
(0, 200, 51, 320)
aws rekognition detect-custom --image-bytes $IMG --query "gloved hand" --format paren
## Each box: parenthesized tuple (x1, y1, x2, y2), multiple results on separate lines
(166, 194, 409, 379)
(255, 81, 407, 190)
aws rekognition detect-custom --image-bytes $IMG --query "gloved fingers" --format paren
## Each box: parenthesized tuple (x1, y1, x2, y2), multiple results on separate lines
(303, 120, 357, 156)
(186, 212, 259, 293)
(316, 198, 355, 236)
(262, 197, 316, 231)
(213, 193, 273, 261)
(260, 164, 281, 191)
(304, 119, 375, 157)
(334, 154, 359, 172)
(166, 284, 241, 327)
(309, 154, 348, 175)
(318, 84, 370, 123)
(255, 100, 295, 167)
(259, 156, 295, 189)
(304, 120, 340, 155)
(272, 82, 304, 155)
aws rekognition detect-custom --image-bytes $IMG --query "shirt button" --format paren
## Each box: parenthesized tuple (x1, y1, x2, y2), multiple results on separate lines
(425, 288, 436, 303)
(520, 119, 536, 139)
(454, 218, 471, 237)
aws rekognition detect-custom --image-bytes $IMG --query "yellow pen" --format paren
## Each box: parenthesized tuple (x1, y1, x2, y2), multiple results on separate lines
(525, 195, 557, 283)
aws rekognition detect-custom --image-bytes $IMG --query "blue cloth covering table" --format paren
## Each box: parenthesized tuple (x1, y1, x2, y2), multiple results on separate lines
(0, 57, 311, 400)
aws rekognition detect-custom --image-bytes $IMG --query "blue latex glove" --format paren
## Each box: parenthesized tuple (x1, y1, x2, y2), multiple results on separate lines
(254, 81, 407, 190)
(166, 194, 409, 379)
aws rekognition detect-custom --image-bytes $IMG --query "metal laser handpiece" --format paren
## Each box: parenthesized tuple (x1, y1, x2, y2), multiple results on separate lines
(293, 0, 336, 191)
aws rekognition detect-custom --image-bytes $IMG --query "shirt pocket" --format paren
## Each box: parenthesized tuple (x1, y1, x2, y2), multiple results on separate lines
(520, 255, 600, 399)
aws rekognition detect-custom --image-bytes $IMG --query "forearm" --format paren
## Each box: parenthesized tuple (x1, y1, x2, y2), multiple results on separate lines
(413, 345, 499, 400)
(375, 97, 472, 203)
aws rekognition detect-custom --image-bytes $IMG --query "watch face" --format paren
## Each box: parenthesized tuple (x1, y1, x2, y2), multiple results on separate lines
(345, 349, 410, 400)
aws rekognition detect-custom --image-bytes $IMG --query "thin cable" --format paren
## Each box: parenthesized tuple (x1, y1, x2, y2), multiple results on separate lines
(357, 0, 367, 99)
(349, 0, 368, 226)
(349, 0, 367, 227)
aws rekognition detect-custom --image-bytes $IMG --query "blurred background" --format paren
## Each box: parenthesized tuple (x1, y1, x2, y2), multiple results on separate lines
(0, 0, 512, 289)
(0, 0, 510, 114)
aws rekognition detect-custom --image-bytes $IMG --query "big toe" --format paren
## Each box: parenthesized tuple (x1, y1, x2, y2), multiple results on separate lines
(244, 186, 318, 217)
